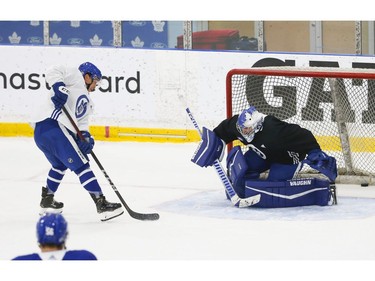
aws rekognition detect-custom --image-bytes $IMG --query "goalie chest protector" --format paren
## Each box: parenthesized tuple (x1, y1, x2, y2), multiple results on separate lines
(244, 178, 331, 208)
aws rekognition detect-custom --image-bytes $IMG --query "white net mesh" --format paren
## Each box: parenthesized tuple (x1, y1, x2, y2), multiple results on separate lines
(227, 67, 375, 184)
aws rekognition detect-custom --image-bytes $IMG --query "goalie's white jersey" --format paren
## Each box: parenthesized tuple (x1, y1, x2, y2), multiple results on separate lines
(30, 64, 93, 133)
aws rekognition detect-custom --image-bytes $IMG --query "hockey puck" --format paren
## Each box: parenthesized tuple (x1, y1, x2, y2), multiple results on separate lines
(361, 183, 369, 187)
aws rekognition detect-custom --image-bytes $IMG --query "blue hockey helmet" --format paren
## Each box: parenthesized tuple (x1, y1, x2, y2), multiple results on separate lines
(79, 62, 102, 81)
(37, 213, 68, 246)
(236, 106, 266, 142)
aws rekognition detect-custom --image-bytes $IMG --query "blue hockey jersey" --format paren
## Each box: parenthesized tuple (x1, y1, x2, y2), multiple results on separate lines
(12, 249, 97, 260)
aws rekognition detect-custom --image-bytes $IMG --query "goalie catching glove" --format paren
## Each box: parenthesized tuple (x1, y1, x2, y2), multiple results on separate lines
(191, 127, 226, 167)
(304, 149, 338, 182)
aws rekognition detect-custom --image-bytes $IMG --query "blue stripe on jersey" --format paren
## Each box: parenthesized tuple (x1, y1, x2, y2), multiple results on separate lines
(51, 109, 62, 120)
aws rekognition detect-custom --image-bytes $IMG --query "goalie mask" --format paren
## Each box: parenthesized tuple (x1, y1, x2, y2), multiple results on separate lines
(236, 106, 266, 142)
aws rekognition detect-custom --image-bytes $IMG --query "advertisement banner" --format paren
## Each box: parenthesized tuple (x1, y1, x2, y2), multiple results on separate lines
(0, 21, 43, 45)
(122, 21, 168, 49)
(49, 21, 114, 47)
(1, 45, 375, 133)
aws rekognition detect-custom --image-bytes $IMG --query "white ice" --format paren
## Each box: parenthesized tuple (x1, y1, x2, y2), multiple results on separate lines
(1, 137, 375, 280)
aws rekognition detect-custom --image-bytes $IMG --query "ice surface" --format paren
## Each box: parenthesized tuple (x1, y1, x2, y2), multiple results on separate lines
(1, 137, 374, 280)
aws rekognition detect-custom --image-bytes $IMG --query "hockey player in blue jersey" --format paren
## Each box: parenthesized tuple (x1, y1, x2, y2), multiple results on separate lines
(31, 62, 123, 221)
(12, 213, 97, 260)
(191, 106, 338, 208)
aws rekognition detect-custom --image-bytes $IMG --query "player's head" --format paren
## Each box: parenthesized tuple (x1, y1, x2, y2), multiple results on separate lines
(236, 106, 265, 142)
(79, 62, 102, 92)
(79, 62, 102, 81)
(37, 213, 68, 247)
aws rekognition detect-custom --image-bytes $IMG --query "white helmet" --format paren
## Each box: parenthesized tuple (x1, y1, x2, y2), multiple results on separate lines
(236, 106, 266, 142)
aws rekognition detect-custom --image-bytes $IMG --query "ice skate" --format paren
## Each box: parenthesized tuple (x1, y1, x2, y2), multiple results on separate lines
(40, 186, 64, 215)
(91, 194, 124, 221)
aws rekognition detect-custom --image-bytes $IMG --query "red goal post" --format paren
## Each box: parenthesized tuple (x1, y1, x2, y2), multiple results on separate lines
(226, 67, 375, 184)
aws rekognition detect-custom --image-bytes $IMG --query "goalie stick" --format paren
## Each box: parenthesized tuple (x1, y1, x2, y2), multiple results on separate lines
(186, 107, 260, 207)
(62, 106, 160, 221)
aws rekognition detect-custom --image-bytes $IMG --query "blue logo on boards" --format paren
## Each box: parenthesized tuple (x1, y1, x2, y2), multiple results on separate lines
(128, 21, 147, 27)
(67, 38, 84, 45)
(27, 36, 43, 44)
(150, 42, 167, 48)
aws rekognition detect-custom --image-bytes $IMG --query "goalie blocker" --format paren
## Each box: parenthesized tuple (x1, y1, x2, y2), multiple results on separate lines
(191, 127, 225, 168)
(227, 146, 337, 208)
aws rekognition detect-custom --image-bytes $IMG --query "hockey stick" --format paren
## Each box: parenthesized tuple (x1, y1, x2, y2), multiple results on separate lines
(62, 106, 160, 221)
(186, 107, 260, 207)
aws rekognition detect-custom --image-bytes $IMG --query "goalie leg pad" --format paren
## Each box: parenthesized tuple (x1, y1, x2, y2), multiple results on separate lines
(225, 146, 263, 199)
(267, 162, 300, 181)
(191, 127, 225, 168)
(244, 178, 331, 208)
(243, 148, 270, 173)
(226, 146, 248, 198)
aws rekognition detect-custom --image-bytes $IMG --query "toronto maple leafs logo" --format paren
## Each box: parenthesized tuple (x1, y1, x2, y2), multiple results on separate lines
(45, 226, 54, 236)
(50, 33, 62, 45)
(9, 32, 21, 44)
(70, 21, 80, 28)
(76, 95, 89, 118)
(90, 34, 102, 46)
(131, 36, 144, 48)
(152, 21, 165, 32)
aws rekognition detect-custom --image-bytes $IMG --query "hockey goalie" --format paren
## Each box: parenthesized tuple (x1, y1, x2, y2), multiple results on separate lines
(191, 106, 338, 208)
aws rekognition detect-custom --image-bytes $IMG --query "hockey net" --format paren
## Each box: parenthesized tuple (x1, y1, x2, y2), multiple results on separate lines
(226, 67, 375, 184)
